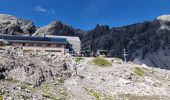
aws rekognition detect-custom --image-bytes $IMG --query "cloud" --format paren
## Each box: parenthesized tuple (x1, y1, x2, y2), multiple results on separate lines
(34, 6, 47, 12)
(34, 6, 55, 14)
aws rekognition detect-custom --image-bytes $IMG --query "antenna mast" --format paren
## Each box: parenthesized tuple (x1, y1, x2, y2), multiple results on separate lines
(123, 49, 128, 62)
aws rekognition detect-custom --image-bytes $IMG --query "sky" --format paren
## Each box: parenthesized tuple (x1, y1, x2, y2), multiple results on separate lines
(0, 0, 170, 30)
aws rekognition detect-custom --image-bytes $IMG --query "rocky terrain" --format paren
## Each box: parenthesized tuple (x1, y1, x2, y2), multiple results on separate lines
(0, 14, 36, 35)
(0, 46, 75, 99)
(0, 47, 170, 100)
(65, 57, 170, 100)
(0, 14, 170, 69)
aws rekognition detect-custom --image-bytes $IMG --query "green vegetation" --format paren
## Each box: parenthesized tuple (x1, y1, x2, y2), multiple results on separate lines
(17, 82, 32, 90)
(58, 78, 65, 84)
(6, 78, 18, 83)
(42, 92, 56, 100)
(83, 86, 113, 100)
(75, 57, 83, 63)
(0, 90, 3, 100)
(59, 89, 68, 98)
(23, 50, 34, 54)
(17, 94, 30, 100)
(134, 67, 145, 78)
(92, 57, 112, 67)
(0, 95, 2, 100)
(117, 94, 168, 100)
(41, 83, 53, 92)
(83, 87, 101, 100)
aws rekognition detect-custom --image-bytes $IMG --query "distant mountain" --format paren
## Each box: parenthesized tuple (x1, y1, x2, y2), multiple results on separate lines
(0, 14, 36, 35)
(82, 16, 170, 69)
(33, 20, 85, 39)
(0, 14, 170, 69)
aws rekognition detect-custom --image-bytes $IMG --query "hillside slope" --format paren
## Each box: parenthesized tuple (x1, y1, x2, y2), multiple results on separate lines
(65, 57, 170, 100)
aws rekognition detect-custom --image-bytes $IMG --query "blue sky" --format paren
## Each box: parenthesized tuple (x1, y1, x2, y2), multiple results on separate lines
(0, 0, 170, 30)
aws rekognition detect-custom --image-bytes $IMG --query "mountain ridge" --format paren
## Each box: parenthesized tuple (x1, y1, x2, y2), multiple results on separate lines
(0, 14, 170, 69)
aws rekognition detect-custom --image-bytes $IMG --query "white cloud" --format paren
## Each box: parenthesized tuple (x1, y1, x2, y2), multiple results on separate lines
(34, 6, 55, 14)
(34, 6, 47, 12)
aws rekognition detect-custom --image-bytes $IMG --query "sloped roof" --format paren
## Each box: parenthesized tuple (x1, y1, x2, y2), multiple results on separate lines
(0, 35, 67, 44)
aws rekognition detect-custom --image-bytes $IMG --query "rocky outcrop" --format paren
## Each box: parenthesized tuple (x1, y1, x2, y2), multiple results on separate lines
(81, 18, 170, 69)
(0, 46, 75, 86)
(34, 20, 84, 39)
(0, 14, 36, 35)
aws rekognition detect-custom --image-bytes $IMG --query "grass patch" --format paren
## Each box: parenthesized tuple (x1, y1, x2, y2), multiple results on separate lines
(92, 57, 112, 67)
(17, 82, 32, 90)
(42, 92, 56, 100)
(83, 87, 101, 100)
(83, 86, 114, 100)
(75, 57, 83, 63)
(58, 78, 65, 84)
(117, 94, 168, 100)
(134, 67, 145, 78)
(41, 83, 53, 92)
(0, 95, 2, 100)
(17, 94, 30, 100)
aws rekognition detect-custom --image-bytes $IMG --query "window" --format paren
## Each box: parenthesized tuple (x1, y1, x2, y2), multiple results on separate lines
(28, 43, 34, 46)
(45, 44, 51, 47)
(56, 44, 62, 47)
(37, 43, 43, 47)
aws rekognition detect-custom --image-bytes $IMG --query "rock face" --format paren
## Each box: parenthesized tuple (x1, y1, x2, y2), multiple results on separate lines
(34, 20, 84, 39)
(32, 15, 170, 69)
(80, 19, 170, 69)
(0, 14, 36, 35)
(0, 46, 75, 86)
(157, 15, 170, 30)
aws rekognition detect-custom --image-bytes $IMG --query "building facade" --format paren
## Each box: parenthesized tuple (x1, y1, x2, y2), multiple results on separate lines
(0, 35, 68, 55)
(46, 35, 81, 54)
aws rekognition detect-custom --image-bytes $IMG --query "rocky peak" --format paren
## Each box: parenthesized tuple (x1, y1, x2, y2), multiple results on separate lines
(157, 15, 170, 21)
(34, 20, 84, 37)
(0, 14, 36, 35)
(156, 15, 170, 30)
